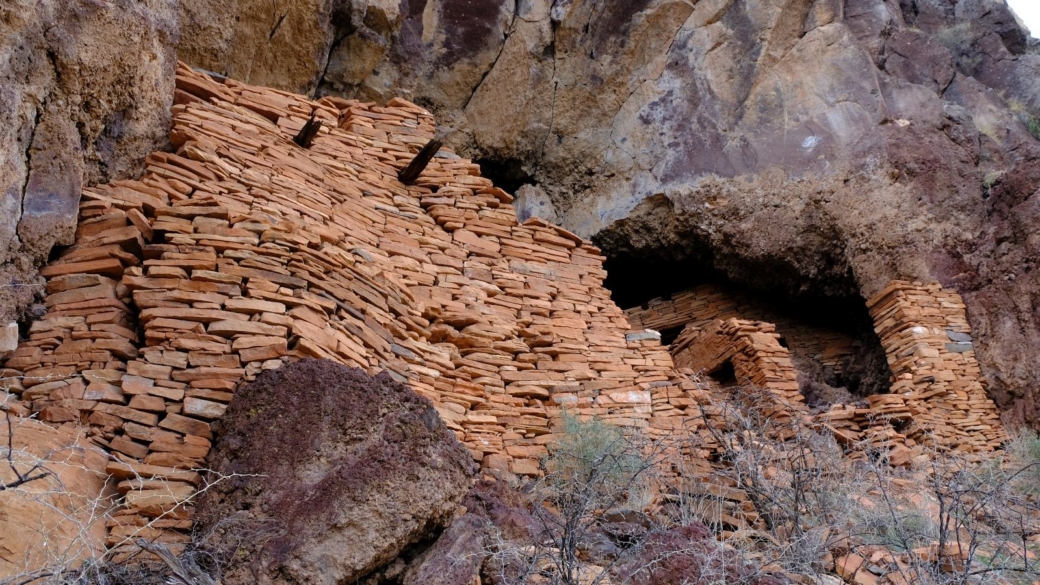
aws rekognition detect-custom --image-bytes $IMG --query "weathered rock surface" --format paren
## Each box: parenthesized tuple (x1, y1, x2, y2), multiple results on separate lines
(0, 0, 176, 324)
(0, 416, 111, 580)
(402, 480, 538, 585)
(176, 0, 344, 95)
(175, 0, 1040, 428)
(196, 359, 476, 585)
(0, 323, 17, 354)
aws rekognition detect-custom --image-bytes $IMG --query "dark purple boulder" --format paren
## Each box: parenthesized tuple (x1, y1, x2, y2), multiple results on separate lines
(196, 359, 476, 585)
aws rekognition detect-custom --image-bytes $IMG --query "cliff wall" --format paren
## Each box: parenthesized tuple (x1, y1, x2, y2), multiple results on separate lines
(0, 0, 177, 325)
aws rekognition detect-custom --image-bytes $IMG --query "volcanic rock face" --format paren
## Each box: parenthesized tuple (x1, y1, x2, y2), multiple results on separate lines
(196, 359, 476, 585)
(0, 0, 177, 324)
(174, 0, 1040, 427)
(402, 480, 539, 585)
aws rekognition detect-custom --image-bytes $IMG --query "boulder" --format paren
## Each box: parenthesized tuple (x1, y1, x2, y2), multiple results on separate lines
(401, 514, 487, 585)
(0, 416, 112, 580)
(402, 479, 538, 585)
(196, 359, 476, 585)
(0, 0, 176, 323)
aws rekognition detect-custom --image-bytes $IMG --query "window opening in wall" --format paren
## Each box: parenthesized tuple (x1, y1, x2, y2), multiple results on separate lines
(709, 360, 738, 388)
(659, 326, 684, 346)
(474, 157, 534, 195)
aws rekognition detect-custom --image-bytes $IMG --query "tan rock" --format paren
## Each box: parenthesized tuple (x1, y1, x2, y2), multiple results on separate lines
(835, 553, 865, 581)
(0, 417, 112, 579)
(0, 322, 17, 353)
(124, 482, 196, 517)
(183, 396, 227, 419)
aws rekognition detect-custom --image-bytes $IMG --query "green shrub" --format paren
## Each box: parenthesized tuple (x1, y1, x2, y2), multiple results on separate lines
(1009, 100, 1040, 141)
(502, 413, 658, 585)
(936, 23, 982, 73)
(544, 412, 651, 510)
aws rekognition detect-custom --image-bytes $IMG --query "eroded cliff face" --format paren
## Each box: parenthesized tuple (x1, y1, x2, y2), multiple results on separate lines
(173, 0, 1040, 428)
(0, 0, 177, 324)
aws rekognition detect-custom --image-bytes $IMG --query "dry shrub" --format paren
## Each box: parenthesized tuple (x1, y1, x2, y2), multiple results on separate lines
(614, 524, 783, 585)
(484, 412, 665, 585)
(684, 387, 1040, 584)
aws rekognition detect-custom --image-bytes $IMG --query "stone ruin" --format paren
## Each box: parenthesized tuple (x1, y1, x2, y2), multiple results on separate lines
(626, 282, 862, 381)
(628, 281, 1007, 460)
(0, 64, 1008, 557)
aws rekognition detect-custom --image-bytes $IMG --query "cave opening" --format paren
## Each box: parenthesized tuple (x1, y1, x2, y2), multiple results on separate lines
(708, 359, 739, 388)
(601, 251, 892, 407)
(659, 325, 684, 346)
(475, 156, 534, 194)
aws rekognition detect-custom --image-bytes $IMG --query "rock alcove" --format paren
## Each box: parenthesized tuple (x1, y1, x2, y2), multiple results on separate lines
(596, 217, 892, 408)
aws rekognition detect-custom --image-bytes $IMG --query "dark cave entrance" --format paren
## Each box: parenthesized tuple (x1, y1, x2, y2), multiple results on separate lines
(708, 359, 739, 389)
(475, 156, 534, 194)
(600, 252, 892, 408)
(658, 325, 685, 346)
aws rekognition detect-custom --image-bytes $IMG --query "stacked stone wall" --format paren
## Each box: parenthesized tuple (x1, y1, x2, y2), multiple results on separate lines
(0, 64, 703, 552)
(865, 281, 1006, 452)
(625, 283, 857, 377)
(672, 319, 804, 413)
